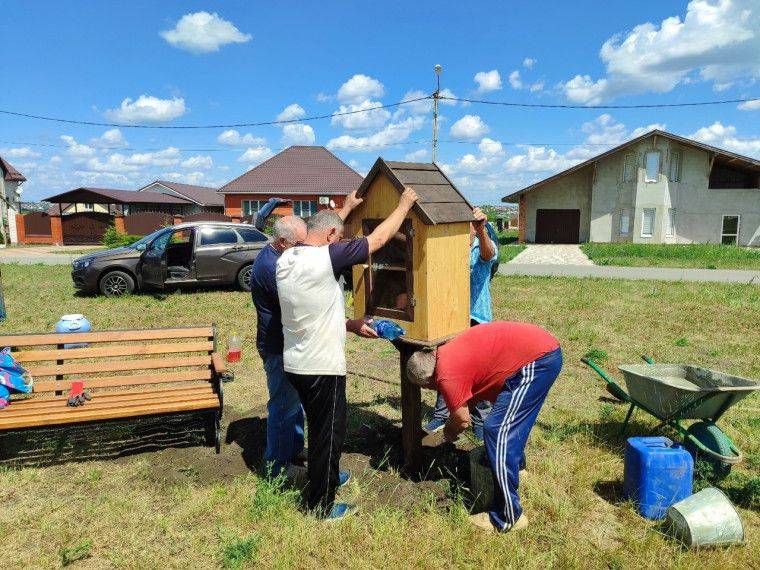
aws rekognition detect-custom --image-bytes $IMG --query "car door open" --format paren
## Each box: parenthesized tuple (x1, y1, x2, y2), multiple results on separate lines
(140, 230, 171, 289)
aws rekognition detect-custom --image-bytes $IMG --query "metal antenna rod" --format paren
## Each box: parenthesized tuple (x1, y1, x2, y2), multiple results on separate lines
(433, 64, 442, 163)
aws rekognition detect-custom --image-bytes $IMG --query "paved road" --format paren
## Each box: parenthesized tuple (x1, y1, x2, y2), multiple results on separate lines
(0, 252, 77, 265)
(499, 263, 760, 285)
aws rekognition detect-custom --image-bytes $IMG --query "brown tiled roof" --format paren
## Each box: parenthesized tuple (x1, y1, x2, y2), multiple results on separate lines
(140, 180, 224, 207)
(0, 157, 27, 182)
(356, 158, 475, 225)
(219, 146, 362, 195)
(43, 187, 191, 205)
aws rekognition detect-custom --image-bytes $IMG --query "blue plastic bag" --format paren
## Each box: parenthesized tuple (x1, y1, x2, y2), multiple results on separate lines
(371, 319, 406, 341)
(0, 347, 33, 409)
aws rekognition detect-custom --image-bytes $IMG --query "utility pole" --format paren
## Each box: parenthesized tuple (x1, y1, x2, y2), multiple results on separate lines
(432, 64, 442, 163)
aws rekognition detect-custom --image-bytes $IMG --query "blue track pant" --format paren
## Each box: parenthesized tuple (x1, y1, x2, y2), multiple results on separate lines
(263, 353, 305, 476)
(484, 348, 562, 531)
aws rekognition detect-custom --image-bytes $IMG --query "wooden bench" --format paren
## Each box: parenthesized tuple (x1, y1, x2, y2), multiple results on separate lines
(0, 326, 225, 453)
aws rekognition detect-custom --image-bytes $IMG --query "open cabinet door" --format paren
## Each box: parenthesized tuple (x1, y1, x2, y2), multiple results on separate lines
(139, 230, 171, 289)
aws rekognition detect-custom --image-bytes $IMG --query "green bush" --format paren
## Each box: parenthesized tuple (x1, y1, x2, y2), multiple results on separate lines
(102, 225, 142, 248)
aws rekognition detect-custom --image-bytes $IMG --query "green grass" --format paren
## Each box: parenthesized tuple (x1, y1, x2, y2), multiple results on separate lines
(499, 244, 526, 263)
(0, 264, 758, 568)
(581, 242, 760, 270)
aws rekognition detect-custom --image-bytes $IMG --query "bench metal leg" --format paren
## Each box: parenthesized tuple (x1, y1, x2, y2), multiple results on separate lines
(214, 411, 221, 454)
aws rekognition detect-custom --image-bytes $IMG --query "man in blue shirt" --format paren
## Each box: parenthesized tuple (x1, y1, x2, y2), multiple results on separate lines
(251, 214, 308, 476)
(424, 206, 497, 440)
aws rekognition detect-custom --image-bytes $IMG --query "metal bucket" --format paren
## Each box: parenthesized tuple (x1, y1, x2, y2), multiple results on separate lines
(665, 487, 744, 548)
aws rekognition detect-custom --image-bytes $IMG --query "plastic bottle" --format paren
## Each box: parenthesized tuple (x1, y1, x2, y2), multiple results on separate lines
(371, 319, 406, 341)
(227, 332, 242, 362)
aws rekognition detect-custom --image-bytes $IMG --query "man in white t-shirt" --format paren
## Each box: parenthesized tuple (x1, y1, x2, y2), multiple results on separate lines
(276, 187, 418, 519)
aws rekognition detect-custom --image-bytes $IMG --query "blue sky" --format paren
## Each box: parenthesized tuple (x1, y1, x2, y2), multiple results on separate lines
(2, 0, 759, 204)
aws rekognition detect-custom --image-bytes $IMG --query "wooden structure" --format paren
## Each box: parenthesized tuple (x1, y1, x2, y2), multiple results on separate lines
(0, 326, 225, 453)
(349, 158, 475, 343)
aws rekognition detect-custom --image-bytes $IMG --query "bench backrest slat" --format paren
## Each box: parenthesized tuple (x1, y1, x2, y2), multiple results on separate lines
(32, 370, 212, 392)
(0, 326, 214, 347)
(26, 355, 212, 378)
(13, 341, 214, 363)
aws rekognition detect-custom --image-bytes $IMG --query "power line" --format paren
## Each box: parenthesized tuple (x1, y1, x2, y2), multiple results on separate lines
(0, 96, 432, 129)
(441, 95, 760, 109)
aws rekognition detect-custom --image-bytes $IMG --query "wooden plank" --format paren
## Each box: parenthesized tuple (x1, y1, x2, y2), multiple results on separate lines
(0, 398, 220, 430)
(398, 344, 423, 472)
(421, 202, 476, 224)
(14, 341, 214, 363)
(27, 355, 211, 377)
(398, 184, 464, 204)
(11, 384, 214, 408)
(211, 353, 227, 374)
(0, 326, 214, 348)
(394, 169, 450, 186)
(33, 370, 212, 392)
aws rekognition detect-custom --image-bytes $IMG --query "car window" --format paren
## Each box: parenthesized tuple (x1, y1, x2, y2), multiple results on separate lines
(236, 228, 268, 243)
(148, 231, 172, 255)
(199, 227, 240, 246)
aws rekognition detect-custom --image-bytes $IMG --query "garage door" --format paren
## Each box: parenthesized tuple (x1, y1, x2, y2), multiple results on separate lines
(535, 209, 580, 244)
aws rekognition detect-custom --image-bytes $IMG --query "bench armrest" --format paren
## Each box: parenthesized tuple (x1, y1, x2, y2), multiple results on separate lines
(211, 352, 227, 374)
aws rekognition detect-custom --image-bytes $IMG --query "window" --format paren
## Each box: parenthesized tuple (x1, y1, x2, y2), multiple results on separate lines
(721, 215, 740, 245)
(236, 228, 268, 243)
(622, 154, 636, 183)
(82, 203, 94, 211)
(292, 200, 318, 218)
(242, 200, 266, 217)
(645, 152, 660, 182)
(669, 151, 681, 182)
(363, 218, 414, 321)
(666, 208, 675, 237)
(641, 208, 656, 238)
(619, 209, 631, 236)
(199, 227, 240, 246)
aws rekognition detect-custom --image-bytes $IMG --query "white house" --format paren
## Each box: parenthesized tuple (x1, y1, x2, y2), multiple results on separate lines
(0, 156, 26, 244)
(504, 130, 759, 246)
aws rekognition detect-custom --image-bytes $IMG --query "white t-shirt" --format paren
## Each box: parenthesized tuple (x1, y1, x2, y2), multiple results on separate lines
(276, 239, 369, 376)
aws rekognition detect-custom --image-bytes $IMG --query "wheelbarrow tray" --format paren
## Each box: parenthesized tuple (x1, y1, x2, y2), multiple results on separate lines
(617, 364, 760, 420)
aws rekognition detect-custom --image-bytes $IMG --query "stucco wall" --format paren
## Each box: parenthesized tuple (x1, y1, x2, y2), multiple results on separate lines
(523, 168, 592, 242)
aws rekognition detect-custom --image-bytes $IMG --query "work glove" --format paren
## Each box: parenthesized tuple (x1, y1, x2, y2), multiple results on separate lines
(67, 382, 92, 407)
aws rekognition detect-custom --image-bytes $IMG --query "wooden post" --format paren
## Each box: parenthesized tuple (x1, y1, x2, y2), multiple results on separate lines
(397, 342, 423, 472)
(518, 194, 527, 244)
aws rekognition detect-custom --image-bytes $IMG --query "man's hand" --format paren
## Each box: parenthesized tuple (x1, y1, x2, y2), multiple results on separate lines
(472, 207, 487, 229)
(472, 207, 496, 261)
(399, 186, 418, 211)
(336, 190, 364, 221)
(346, 317, 378, 338)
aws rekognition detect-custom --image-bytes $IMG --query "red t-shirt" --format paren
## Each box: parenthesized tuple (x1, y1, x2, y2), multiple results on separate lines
(434, 321, 560, 411)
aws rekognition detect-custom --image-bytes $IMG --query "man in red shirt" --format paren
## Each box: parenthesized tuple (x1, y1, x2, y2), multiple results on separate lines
(406, 321, 562, 532)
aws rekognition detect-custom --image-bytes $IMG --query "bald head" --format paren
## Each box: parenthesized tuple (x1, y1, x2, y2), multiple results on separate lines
(272, 215, 307, 251)
(406, 349, 437, 388)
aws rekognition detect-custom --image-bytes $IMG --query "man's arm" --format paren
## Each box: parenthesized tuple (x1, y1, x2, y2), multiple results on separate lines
(346, 317, 378, 338)
(443, 405, 471, 442)
(473, 207, 496, 261)
(336, 190, 363, 222)
(366, 187, 418, 254)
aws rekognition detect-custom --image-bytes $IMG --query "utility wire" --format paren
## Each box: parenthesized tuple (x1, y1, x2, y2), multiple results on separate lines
(441, 95, 760, 109)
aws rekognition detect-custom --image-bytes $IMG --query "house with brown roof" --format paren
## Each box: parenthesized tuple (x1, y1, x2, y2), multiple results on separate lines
(137, 180, 224, 214)
(0, 156, 27, 244)
(503, 130, 760, 246)
(219, 146, 362, 218)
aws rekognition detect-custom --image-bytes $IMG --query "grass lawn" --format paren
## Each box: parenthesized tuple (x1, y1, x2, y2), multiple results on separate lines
(581, 243, 760, 270)
(0, 264, 758, 568)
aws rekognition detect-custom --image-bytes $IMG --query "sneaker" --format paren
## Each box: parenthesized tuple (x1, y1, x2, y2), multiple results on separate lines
(423, 418, 446, 434)
(471, 424, 484, 443)
(325, 503, 357, 521)
(469, 512, 497, 532)
(509, 514, 529, 532)
(338, 469, 351, 487)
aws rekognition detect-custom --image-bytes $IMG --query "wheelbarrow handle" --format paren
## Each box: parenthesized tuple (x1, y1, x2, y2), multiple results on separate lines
(685, 433, 744, 465)
(580, 358, 631, 403)
(641, 355, 655, 364)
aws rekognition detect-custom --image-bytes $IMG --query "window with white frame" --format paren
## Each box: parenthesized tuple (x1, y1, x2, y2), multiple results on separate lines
(619, 209, 631, 236)
(292, 200, 318, 218)
(721, 215, 740, 245)
(622, 154, 636, 183)
(665, 208, 675, 237)
(669, 151, 681, 182)
(241, 200, 266, 217)
(641, 208, 656, 237)
(645, 152, 660, 182)
(82, 203, 94, 211)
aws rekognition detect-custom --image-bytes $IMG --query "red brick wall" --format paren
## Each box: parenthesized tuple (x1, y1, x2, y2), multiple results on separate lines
(223, 194, 346, 217)
(15, 214, 56, 245)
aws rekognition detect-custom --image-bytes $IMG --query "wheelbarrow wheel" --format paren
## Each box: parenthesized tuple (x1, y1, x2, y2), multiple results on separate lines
(684, 421, 737, 481)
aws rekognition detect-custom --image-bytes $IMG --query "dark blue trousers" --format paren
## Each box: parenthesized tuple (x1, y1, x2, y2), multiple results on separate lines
(484, 348, 562, 531)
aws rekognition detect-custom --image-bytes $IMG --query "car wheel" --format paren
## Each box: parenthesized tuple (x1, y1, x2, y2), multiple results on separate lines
(238, 264, 253, 292)
(99, 270, 135, 297)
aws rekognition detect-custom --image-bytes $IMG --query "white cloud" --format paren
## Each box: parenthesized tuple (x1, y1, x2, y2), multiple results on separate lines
(474, 70, 502, 92)
(738, 99, 760, 111)
(217, 129, 266, 146)
(60, 135, 95, 157)
(90, 128, 128, 148)
(439, 88, 458, 105)
(332, 100, 390, 130)
(688, 121, 760, 157)
(168, 171, 206, 185)
(450, 115, 489, 140)
(1, 147, 41, 159)
(478, 137, 503, 155)
(79, 147, 183, 175)
(282, 123, 316, 145)
(400, 90, 433, 115)
(316, 92, 334, 103)
(181, 155, 213, 169)
(160, 11, 251, 54)
(125, 147, 181, 167)
(405, 148, 428, 161)
(337, 74, 385, 104)
(276, 104, 306, 122)
(104, 95, 186, 124)
(50, 156, 62, 165)
(560, 0, 760, 104)
(523, 58, 536, 68)
(508, 70, 523, 89)
(83, 154, 140, 174)
(327, 116, 425, 151)
(239, 146, 274, 164)
(505, 146, 577, 173)
(73, 171, 131, 186)
(529, 80, 545, 93)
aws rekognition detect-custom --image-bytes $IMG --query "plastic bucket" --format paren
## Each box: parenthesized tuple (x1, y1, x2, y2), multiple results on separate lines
(55, 314, 92, 349)
(665, 487, 744, 548)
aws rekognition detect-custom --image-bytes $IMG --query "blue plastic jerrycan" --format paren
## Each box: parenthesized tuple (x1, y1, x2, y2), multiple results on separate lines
(623, 436, 693, 519)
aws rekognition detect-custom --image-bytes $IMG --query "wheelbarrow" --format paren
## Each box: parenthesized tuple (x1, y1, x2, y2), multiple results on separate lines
(581, 355, 759, 473)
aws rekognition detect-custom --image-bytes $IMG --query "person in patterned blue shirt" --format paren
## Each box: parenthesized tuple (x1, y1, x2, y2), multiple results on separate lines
(424, 207, 497, 440)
